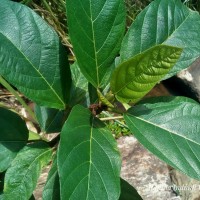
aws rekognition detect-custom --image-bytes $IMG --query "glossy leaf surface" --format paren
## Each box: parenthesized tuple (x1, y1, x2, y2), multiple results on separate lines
(120, 0, 200, 78)
(0, 108, 28, 172)
(43, 155, 60, 200)
(0, 0, 71, 109)
(111, 45, 182, 103)
(66, 0, 125, 88)
(124, 96, 200, 180)
(3, 142, 52, 200)
(58, 105, 121, 200)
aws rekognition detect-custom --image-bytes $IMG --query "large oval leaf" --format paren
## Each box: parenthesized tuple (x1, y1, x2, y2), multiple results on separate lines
(66, 0, 126, 88)
(111, 45, 182, 103)
(120, 0, 200, 79)
(58, 105, 121, 200)
(3, 142, 52, 200)
(124, 96, 200, 180)
(0, 108, 28, 172)
(0, 0, 71, 109)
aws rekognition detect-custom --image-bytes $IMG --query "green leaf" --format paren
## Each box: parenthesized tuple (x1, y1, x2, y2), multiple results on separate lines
(0, 108, 28, 172)
(124, 96, 200, 180)
(35, 105, 65, 133)
(69, 62, 89, 107)
(120, 0, 200, 79)
(111, 45, 182, 103)
(28, 131, 41, 141)
(3, 142, 52, 200)
(58, 105, 121, 200)
(29, 195, 35, 200)
(88, 83, 98, 104)
(43, 155, 60, 200)
(66, 0, 126, 88)
(69, 62, 113, 107)
(0, 0, 71, 109)
(0, 172, 5, 192)
(119, 179, 142, 200)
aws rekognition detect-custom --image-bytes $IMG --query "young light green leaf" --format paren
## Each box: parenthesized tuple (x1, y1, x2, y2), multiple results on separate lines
(120, 0, 200, 79)
(43, 155, 60, 200)
(119, 178, 142, 200)
(28, 131, 41, 141)
(66, 0, 126, 88)
(111, 45, 182, 103)
(124, 96, 200, 180)
(35, 105, 66, 133)
(97, 89, 114, 108)
(0, 0, 71, 109)
(58, 105, 121, 200)
(3, 142, 52, 200)
(0, 108, 28, 172)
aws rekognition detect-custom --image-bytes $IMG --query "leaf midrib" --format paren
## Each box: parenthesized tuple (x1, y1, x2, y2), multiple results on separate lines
(126, 114, 200, 177)
(0, 32, 65, 107)
(88, 0, 118, 88)
(162, 13, 192, 46)
(89, 0, 99, 87)
(126, 113, 200, 146)
(86, 116, 93, 200)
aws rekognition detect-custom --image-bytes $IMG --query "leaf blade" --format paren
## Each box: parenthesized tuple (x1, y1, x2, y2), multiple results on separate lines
(35, 105, 65, 133)
(58, 105, 121, 200)
(0, 108, 28, 172)
(0, 0, 71, 109)
(66, 0, 126, 88)
(119, 178, 142, 200)
(69, 62, 89, 107)
(3, 142, 52, 200)
(124, 96, 200, 180)
(111, 45, 182, 103)
(120, 0, 200, 78)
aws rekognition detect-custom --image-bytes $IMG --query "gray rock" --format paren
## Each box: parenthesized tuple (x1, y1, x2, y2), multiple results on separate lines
(170, 169, 200, 200)
(118, 136, 200, 200)
(118, 136, 177, 200)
